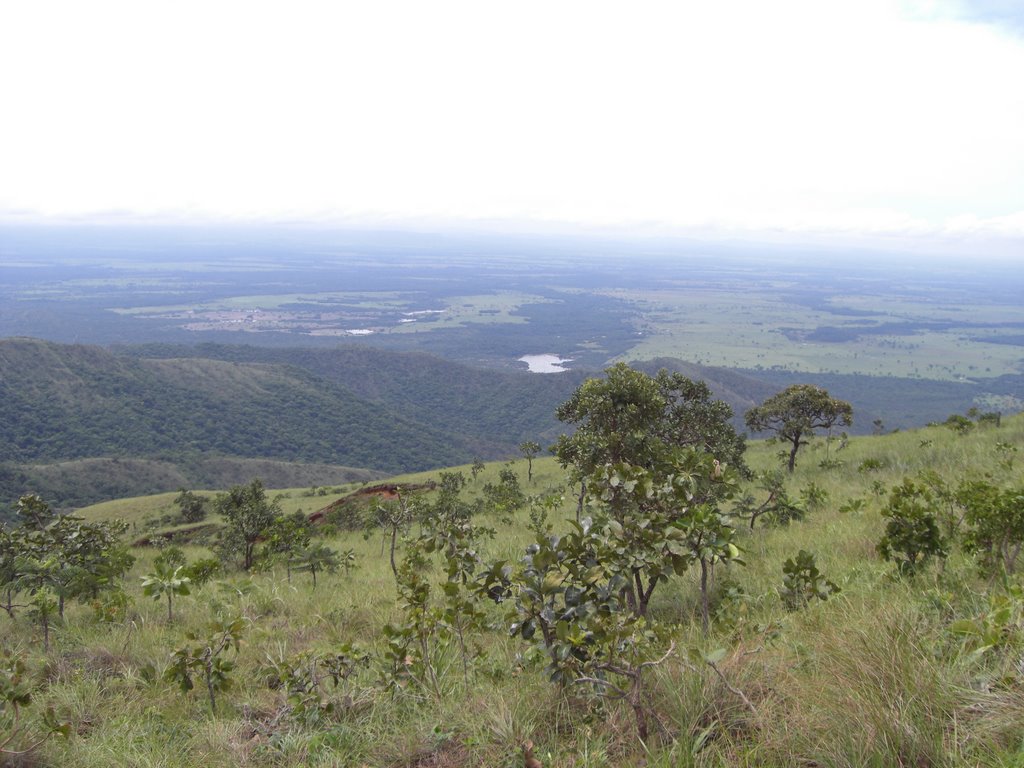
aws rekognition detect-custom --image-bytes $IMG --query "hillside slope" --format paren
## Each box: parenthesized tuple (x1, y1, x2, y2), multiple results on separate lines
(2, 339, 781, 507)
(119, 343, 784, 443)
(0, 337, 479, 470)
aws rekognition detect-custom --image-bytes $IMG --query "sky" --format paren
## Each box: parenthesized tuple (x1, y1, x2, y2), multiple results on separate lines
(1, 0, 1022, 256)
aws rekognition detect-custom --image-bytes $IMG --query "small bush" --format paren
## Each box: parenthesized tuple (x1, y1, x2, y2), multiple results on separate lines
(181, 557, 222, 587)
(779, 550, 840, 611)
(877, 480, 947, 576)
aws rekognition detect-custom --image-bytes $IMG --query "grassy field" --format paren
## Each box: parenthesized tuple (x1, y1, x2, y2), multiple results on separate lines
(4, 417, 1024, 766)
(609, 286, 1024, 380)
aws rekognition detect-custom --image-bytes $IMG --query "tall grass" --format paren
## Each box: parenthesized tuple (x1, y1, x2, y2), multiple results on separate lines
(2, 416, 1023, 765)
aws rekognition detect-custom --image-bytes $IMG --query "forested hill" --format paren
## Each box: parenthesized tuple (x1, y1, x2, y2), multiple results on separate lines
(0, 339, 779, 508)
(0, 337, 495, 471)
(116, 344, 790, 440)
(118, 342, 594, 449)
(3, 337, 1008, 508)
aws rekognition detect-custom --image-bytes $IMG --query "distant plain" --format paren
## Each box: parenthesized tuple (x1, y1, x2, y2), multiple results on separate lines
(3, 226, 1023, 387)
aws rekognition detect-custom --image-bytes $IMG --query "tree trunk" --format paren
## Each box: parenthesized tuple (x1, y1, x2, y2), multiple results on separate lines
(389, 527, 399, 577)
(167, 593, 173, 623)
(206, 669, 217, 714)
(700, 557, 710, 635)
(787, 437, 800, 473)
(630, 678, 649, 741)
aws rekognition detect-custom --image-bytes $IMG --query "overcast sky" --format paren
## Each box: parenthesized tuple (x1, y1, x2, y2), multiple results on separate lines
(1, 1, 1022, 255)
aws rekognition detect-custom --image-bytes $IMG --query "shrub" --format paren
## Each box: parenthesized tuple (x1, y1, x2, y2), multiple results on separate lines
(181, 557, 222, 587)
(779, 550, 840, 611)
(858, 458, 886, 473)
(877, 480, 947, 576)
(958, 481, 1024, 577)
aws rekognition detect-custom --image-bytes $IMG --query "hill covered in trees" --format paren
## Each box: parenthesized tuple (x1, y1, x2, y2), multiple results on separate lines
(0, 339, 780, 508)
(2, 337, 1018, 509)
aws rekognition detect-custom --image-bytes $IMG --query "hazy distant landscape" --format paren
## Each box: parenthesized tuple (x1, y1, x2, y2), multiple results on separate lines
(4, 226, 1024, 507)
(5, 224, 1024, 379)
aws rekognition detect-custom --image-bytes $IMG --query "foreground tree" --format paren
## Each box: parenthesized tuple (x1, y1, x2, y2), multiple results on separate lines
(745, 385, 853, 472)
(295, 543, 340, 589)
(552, 363, 743, 618)
(215, 479, 280, 570)
(264, 512, 313, 581)
(958, 480, 1024, 578)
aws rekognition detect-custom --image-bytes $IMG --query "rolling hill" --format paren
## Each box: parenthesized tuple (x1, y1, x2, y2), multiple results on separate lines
(3, 337, 1015, 509)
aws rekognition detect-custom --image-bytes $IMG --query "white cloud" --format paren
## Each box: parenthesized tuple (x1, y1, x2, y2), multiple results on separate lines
(0, 0, 1021, 252)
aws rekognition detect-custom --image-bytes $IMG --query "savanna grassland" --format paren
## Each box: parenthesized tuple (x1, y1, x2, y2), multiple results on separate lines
(3, 413, 1024, 767)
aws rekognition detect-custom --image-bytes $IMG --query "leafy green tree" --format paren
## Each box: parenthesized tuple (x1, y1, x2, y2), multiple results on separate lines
(215, 479, 280, 571)
(28, 589, 58, 652)
(428, 471, 477, 531)
(0, 529, 26, 619)
(518, 441, 542, 483)
(14, 513, 133, 619)
(260, 644, 369, 725)
(13, 494, 54, 531)
(958, 481, 1024, 578)
(382, 478, 495, 693)
(483, 467, 526, 517)
(264, 511, 312, 581)
(380, 545, 443, 697)
(494, 518, 679, 739)
(153, 545, 187, 572)
(745, 384, 853, 472)
(373, 495, 416, 578)
(470, 458, 486, 483)
(180, 557, 222, 587)
(651, 370, 748, 474)
(944, 414, 974, 435)
(555, 363, 746, 495)
(173, 489, 206, 523)
(141, 562, 192, 622)
(552, 363, 742, 618)
(554, 363, 669, 500)
(732, 470, 804, 529)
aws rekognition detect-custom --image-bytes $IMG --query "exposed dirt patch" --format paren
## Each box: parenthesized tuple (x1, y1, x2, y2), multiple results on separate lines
(311, 482, 436, 529)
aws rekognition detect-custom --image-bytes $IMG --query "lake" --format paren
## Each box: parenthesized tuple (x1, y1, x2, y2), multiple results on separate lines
(518, 354, 572, 373)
